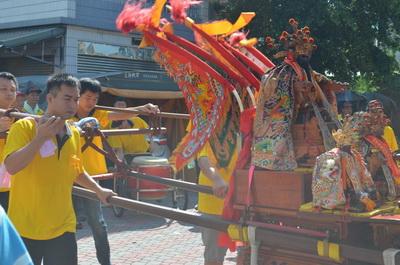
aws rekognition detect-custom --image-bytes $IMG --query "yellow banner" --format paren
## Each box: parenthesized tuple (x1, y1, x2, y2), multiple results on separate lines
(195, 12, 256, 36)
(195, 20, 233, 35)
(225, 12, 256, 36)
(151, 0, 167, 27)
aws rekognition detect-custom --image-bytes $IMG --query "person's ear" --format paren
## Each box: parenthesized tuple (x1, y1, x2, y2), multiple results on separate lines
(46, 93, 53, 104)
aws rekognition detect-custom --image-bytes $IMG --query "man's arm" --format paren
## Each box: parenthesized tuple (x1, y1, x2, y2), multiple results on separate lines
(74, 171, 116, 204)
(5, 137, 46, 175)
(198, 156, 228, 198)
(107, 103, 159, 121)
(5, 117, 65, 175)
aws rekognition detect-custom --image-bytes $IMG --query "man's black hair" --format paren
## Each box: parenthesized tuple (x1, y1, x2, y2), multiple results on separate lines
(79, 78, 102, 95)
(46, 73, 80, 95)
(0, 72, 18, 89)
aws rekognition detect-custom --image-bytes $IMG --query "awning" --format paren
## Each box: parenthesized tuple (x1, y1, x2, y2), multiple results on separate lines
(17, 71, 182, 100)
(96, 71, 182, 99)
(0, 27, 65, 49)
(17, 74, 98, 92)
(102, 86, 182, 99)
(17, 75, 48, 91)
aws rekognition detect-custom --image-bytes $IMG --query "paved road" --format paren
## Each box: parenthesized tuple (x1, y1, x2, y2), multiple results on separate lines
(77, 192, 237, 265)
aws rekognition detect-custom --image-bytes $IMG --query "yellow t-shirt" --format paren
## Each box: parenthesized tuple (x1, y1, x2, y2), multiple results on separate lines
(0, 118, 16, 192)
(0, 138, 8, 192)
(71, 109, 109, 175)
(108, 117, 150, 154)
(197, 142, 238, 215)
(383, 126, 399, 152)
(3, 118, 84, 240)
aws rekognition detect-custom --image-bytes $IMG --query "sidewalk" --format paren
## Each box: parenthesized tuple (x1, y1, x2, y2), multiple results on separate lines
(77, 192, 237, 265)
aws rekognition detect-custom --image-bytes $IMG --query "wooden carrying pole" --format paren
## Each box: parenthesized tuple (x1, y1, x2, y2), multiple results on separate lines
(0, 109, 166, 137)
(0, 128, 165, 139)
(73, 186, 229, 231)
(127, 170, 213, 195)
(254, 227, 390, 265)
(0, 109, 206, 194)
(95, 105, 190, 120)
(0, 109, 41, 120)
(73, 186, 399, 265)
(100, 127, 166, 136)
(92, 171, 213, 195)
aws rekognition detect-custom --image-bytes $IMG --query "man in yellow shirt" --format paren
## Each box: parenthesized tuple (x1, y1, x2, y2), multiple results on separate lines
(108, 98, 150, 161)
(72, 78, 158, 265)
(0, 72, 17, 211)
(3, 73, 115, 265)
(197, 142, 238, 265)
(367, 100, 399, 152)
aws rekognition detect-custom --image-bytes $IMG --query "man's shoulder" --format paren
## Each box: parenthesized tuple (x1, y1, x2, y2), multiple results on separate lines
(11, 118, 35, 131)
(131, 117, 148, 128)
(93, 109, 110, 128)
(93, 109, 109, 118)
(67, 121, 81, 136)
(384, 125, 395, 133)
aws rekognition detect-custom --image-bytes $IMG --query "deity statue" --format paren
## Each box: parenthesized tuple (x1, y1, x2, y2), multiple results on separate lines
(252, 19, 347, 170)
(312, 113, 377, 212)
(359, 100, 400, 202)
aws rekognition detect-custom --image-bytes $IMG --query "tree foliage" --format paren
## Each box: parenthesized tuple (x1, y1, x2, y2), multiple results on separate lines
(213, 0, 400, 93)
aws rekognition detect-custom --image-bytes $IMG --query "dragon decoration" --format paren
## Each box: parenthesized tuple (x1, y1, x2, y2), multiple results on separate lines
(116, 0, 277, 250)
(116, 0, 273, 172)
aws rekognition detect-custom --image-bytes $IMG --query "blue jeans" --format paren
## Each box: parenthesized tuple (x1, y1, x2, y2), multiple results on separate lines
(74, 196, 111, 265)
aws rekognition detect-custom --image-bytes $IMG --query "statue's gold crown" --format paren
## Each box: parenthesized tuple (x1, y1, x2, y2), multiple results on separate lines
(332, 112, 371, 147)
(265, 18, 317, 59)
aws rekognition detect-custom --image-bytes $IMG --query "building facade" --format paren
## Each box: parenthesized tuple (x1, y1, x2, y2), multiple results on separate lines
(0, 0, 209, 99)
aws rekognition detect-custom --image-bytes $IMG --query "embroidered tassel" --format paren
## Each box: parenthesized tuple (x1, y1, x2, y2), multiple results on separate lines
(228, 32, 247, 47)
(116, 1, 153, 33)
(169, 0, 202, 24)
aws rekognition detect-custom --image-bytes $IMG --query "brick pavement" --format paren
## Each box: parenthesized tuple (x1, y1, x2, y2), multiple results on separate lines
(77, 192, 237, 265)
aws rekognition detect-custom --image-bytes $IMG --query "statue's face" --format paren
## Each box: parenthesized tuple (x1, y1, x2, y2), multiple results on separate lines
(295, 49, 312, 70)
(294, 43, 313, 60)
(368, 108, 386, 136)
(370, 122, 385, 136)
(369, 108, 384, 120)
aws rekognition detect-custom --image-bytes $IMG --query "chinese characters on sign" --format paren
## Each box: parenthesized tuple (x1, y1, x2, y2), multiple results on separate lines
(78, 41, 154, 61)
